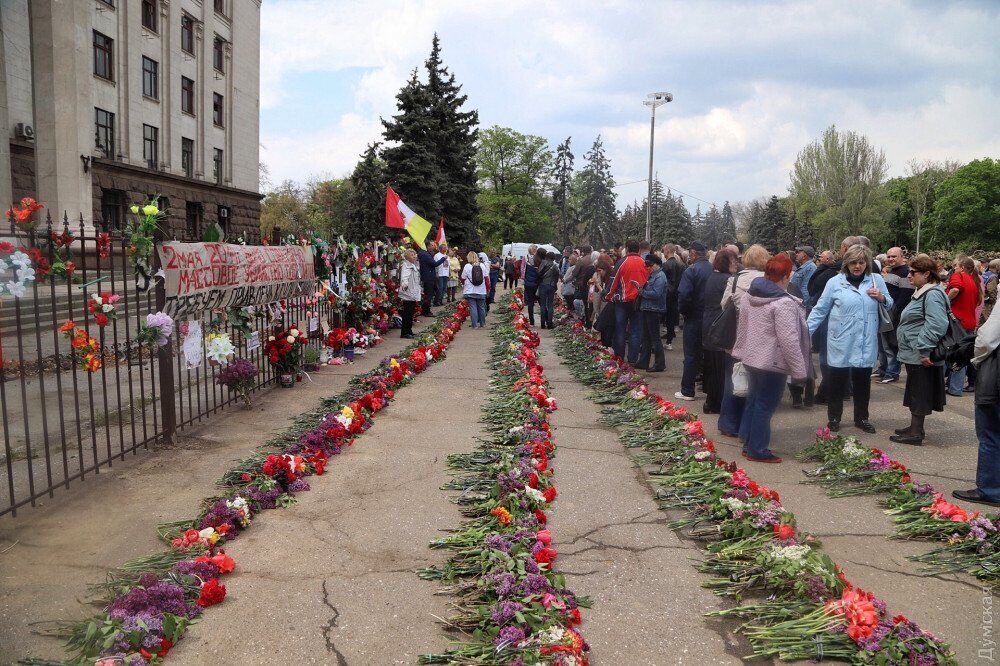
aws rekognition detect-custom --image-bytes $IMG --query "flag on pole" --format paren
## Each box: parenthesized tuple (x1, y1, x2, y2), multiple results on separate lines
(435, 217, 446, 246)
(385, 186, 432, 248)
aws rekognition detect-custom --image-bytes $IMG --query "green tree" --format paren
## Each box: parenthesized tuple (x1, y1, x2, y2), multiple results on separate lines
(790, 125, 888, 247)
(719, 201, 737, 245)
(924, 158, 1000, 252)
(744, 195, 797, 252)
(653, 189, 693, 246)
(382, 69, 442, 219)
(259, 180, 307, 239)
(345, 143, 388, 244)
(476, 126, 555, 247)
(576, 136, 617, 247)
(553, 137, 574, 247)
(304, 177, 352, 239)
(617, 202, 644, 241)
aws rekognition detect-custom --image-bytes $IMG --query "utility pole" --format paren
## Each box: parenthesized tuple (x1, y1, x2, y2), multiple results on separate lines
(643, 92, 672, 242)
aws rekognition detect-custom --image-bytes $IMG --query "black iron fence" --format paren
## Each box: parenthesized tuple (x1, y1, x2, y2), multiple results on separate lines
(0, 213, 334, 518)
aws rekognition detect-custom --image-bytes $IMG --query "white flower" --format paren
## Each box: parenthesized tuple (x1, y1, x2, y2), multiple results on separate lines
(286, 335, 295, 344)
(268, 335, 275, 342)
(16, 266, 34, 283)
(206, 333, 236, 364)
(842, 439, 868, 458)
(720, 497, 747, 513)
(198, 527, 216, 539)
(769, 544, 811, 562)
(334, 413, 352, 429)
(0, 258, 8, 273)
(525, 487, 545, 503)
(9, 251, 30, 268)
(289, 328, 299, 337)
(92, 295, 103, 306)
(6, 281, 26, 298)
(102, 303, 114, 313)
(694, 450, 712, 461)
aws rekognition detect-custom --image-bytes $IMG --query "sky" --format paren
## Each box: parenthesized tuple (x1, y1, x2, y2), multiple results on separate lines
(259, 0, 1000, 211)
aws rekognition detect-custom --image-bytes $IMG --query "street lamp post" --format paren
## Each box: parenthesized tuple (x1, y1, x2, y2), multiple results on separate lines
(643, 92, 672, 243)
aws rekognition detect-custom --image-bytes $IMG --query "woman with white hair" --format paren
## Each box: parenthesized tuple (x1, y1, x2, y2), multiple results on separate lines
(807, 244, 892, 434)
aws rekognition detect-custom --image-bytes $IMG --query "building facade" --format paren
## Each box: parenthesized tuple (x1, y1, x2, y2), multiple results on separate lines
(0, 0, 262, 240)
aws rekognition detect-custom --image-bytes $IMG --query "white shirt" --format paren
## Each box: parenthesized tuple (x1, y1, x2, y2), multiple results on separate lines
(435, 252, 450, 278)
(461, 263, 489, 296)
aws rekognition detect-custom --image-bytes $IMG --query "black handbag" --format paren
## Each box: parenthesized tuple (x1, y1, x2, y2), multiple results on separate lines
(921, 291, 974, 364)
(705, 272, 743, 350)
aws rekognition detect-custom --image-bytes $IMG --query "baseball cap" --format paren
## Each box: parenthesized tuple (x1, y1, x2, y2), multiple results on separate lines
(688, 240, 707, 253)
(794, 245, 815, 257)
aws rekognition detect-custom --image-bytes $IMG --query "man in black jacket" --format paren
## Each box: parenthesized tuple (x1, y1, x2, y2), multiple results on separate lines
(416, 240, 446, 316)
(675, 241, 713, 401)
(661, 244, 685, 349)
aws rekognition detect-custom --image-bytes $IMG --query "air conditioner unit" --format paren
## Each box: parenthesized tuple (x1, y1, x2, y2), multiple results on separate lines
(15, 123, 35, 140)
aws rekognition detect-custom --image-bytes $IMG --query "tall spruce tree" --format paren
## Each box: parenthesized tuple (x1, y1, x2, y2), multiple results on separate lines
(655, 190, 693, 246)
(719, 201, 737, 244)
(553, 137, 574, 247)
(381, 36, 480, 248)
(577, 136, 617, 247)
(703, 204, 722, 249)
(425, 34, 480, 247)
(345, 143, 388, 244)
(691, 204, 704, 243)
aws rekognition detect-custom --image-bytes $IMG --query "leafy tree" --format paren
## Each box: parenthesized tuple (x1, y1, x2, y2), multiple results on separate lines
(259, 180, 306, 239)
(924, 158, 1000, 252)
(345, 143, 388, 244)
(553, 137, 574, 246)
(576, 136, 617, 247)
(475, 126, 555, 247)
(304, 177, 352, 239)
(790, 125, 887, 247)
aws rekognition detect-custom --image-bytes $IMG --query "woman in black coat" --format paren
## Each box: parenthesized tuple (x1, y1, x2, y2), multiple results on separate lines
(701, 249, 738, 414)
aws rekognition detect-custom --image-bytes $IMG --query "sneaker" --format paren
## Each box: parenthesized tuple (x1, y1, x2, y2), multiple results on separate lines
(674, 391, 695, 402)
(666, 343, 674, 350)
(745, 453, 783, 464)
(879, 376, 898, 384)
(947, 391, 963, 398)
(871, 369, 883, 377)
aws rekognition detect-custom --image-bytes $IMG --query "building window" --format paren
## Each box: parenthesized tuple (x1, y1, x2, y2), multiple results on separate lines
(213, 148, 224, 184)
(142, 56, 159, 99)
(93, 31, 114, 81)
(213, 37, 225, 73)
(214, 0, 226, 17)
(98, 0, 115, 7)
(95, 108, 115, 157)
(141, 0, 157, 32)
(101, 189, 126, 231)
(143, 124, 159, 169)
(181, 76, 195, 114)
(181, 15, 195, 54)
(217, 205, 230, 233)
(185, 202, 202, 239)
(213, 93, 224, 127)
(182, 138, 194, 178)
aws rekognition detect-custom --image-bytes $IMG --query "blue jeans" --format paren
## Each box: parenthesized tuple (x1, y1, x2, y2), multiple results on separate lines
(435, 276, 448, 306)
(524, 285, 538, 324)
(680, 319, 703, 397)
(538, 284, 556, 327)
(977, 403, 1000, 501)
(948, 364, 968, 395)
(466, 295, 486, 327)
(739, 367, 787, 458)
(613, 302, 642, 364)
(877, 345, 901, 379)
(718, 354, 745, 435)
(489, 272, 499, 304)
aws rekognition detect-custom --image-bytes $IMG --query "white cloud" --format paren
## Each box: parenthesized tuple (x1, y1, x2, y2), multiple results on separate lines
(259, 0, 1000, 205)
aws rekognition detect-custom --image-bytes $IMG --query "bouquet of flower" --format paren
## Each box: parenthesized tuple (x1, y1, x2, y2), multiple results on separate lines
(87, 293, 122, 327)
(6, 196, 43, 232)
(264, 327, 307, 374)
(59, 321, 102, 372)
(0, 242, 38, 298)
(205, 331, 236, 365)
(216, 358, 259, 408)
(136, 311, 174, 350)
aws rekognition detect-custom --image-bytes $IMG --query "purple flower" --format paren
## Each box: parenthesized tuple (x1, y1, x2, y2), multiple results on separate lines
(173, 559, 220, 581)
(517, 574, 552, 597)
(493, 625, 526, 647)
(484, 534, 511, 553)
(288, 478, 311, 492)
(867, 454, 891, 471)
(485, 572, 516, 598)
(524, 557, 540, 575)
(145, 312, 174, 346)
(489, 600, 523, 626)
(913, 483, 934, 495)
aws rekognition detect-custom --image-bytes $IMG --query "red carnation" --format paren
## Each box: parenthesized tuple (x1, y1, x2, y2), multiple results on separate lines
(536, 528, 552, 546)
(534, 547, 558, 565)
(535, 509, 547, 525)
(567, 607, 582, 627)
(542, 487, 557, 503)
(527, 472, 539, 489)
(196, 578, 227, 607)
(94, 312, 109, 327)
(773, 524, 795, 541)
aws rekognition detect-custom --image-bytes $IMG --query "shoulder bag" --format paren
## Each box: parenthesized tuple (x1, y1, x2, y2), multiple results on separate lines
(704, 272, 743, 351)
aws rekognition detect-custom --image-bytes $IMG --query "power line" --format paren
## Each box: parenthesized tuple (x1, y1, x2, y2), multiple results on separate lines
(615, 177, 719, 208)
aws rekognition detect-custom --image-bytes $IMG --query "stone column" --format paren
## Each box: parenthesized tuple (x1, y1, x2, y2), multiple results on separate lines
(0, 3, 13, 211)
(28, 0, 94, 228)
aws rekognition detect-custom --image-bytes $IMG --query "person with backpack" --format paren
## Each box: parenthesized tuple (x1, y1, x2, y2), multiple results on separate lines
(890, 254, 950, 445)
(462, 250, 488, 328)
(522, 245, 540, 326)
(946, 256, 984, 397)
(604, 239, 648, 364)
(952, 304, 1000, 506)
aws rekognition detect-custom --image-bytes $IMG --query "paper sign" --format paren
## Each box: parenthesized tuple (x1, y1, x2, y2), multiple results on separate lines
(246, 331, 261, 353)
(182, 320, 204, 369)
(309, 317, 319, 332)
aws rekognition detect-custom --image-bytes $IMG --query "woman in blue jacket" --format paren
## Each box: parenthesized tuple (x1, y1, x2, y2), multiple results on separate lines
(807, 244, 892, 434)
(636, 254, 668, 372)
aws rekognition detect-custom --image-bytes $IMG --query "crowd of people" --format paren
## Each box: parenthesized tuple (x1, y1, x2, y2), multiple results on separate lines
(397, 236, 1000, 507)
